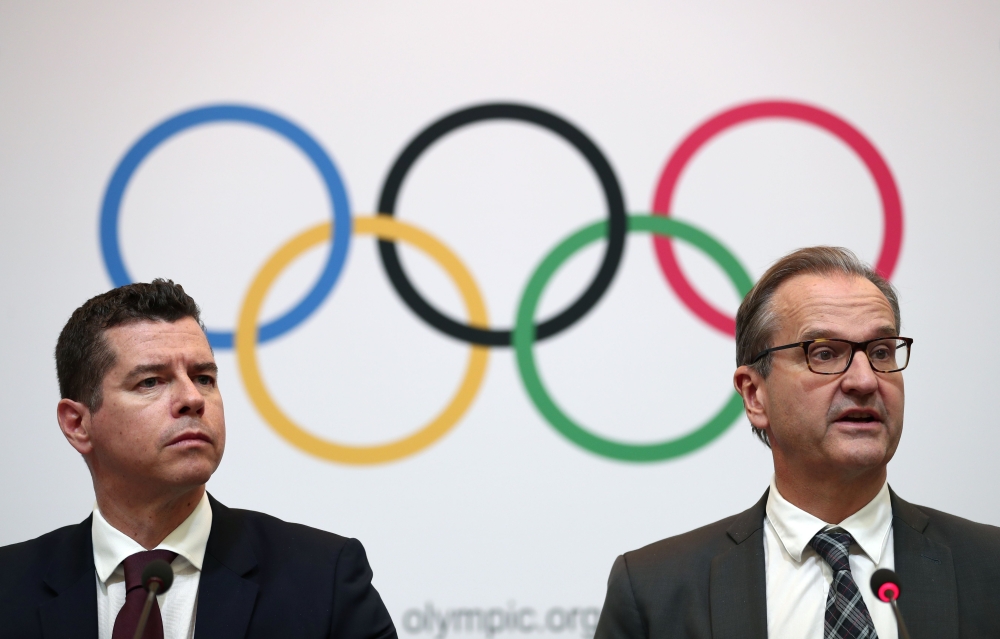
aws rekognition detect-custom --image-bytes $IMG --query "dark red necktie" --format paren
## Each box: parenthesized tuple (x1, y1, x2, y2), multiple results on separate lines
(111, 550, 178, 639)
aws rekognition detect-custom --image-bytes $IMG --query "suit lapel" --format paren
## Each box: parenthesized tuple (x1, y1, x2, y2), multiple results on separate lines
(39, 516, 99, 639)
(710, 490, 769, 639)
(195, 495, 259, 639)
(890, 490, 959, 639)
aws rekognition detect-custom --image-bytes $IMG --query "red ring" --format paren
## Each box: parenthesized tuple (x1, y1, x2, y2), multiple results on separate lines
(878, 582, 900, 602)
(651, 100, 904, 336)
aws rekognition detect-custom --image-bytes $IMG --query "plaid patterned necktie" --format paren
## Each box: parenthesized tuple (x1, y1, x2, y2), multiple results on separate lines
(809, 527, 878, 639)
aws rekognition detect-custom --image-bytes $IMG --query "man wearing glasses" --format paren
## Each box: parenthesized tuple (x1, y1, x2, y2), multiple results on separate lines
(595, 247, 999, 639)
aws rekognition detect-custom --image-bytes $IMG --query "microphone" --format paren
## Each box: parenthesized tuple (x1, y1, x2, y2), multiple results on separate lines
(132, 559, 175, 639)
(870, 568, 911, 639)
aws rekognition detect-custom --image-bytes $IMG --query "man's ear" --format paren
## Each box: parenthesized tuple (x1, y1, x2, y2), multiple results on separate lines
(57, 398, 94, 456)
(733, 365, 770, 432)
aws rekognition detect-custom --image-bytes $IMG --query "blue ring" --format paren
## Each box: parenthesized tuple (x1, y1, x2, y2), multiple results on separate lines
(99, 104, 352, 349)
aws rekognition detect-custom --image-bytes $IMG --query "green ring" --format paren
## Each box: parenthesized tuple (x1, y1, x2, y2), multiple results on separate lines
(513, 215, 754, 462)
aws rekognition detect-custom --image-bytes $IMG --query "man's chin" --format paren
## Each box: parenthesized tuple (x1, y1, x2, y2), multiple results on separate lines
(164, 459, 220, 491)
(828, 440, 893, 473)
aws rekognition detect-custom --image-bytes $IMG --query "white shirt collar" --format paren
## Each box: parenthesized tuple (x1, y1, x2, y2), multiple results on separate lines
(92, 491, 213, 583)
(765, 475, 892, 564)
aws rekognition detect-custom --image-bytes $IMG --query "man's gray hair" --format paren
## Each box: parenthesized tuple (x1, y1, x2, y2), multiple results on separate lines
(734, 246, 901, 447)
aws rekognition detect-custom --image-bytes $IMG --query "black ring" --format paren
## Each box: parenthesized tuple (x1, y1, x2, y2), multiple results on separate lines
(377, 103, 627, 346)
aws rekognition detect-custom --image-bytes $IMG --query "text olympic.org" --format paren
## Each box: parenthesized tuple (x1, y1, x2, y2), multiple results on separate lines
(401, 604, 601, 639)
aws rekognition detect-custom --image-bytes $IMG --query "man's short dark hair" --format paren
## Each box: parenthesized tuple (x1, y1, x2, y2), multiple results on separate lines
(734, 247, 901, 448)
(55, 279, 204, 411)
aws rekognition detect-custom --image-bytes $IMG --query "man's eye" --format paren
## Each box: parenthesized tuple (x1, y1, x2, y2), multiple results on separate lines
(138, 378, 157, 388)
(811, 348, 835, 361)
(870, 346, 891, 361)
(196, 375, 215, 386)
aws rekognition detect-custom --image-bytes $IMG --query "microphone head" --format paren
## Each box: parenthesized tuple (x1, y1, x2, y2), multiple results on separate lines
(141, 559, 175, 595)
(870, 568, 901, 602)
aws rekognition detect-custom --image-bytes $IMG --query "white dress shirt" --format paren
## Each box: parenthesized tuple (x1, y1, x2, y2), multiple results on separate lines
(763, 476, 897, 639)
(92, 492, 212, 639)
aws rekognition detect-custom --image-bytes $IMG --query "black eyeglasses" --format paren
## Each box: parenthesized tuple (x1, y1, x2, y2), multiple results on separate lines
(750, 337, 913, 375)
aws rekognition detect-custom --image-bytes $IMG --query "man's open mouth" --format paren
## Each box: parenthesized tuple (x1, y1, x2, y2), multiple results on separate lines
(837, 411, 879, 423)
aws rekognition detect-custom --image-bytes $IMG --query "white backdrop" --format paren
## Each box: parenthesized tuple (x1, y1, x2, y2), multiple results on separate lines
(2, 2, 999, 636)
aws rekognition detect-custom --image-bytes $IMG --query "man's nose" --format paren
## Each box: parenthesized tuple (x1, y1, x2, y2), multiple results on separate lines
(173, 375, 206, 417)
(840, 349, 880, 394)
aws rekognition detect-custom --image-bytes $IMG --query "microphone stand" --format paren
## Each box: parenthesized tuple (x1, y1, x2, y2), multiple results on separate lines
(886, 595, 912, 639)
(132, 578, 164, 639)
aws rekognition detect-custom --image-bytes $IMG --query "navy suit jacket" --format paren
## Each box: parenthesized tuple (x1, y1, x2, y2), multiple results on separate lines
(594, 489, 1000, 639)
(0, 495, 398, 639)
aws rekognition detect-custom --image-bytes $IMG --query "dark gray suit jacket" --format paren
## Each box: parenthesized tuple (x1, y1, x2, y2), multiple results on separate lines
(594, 489, 1000, 639)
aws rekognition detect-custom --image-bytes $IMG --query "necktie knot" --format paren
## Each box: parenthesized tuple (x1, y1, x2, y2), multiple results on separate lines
(122, 549, 177, 593)
(809, 526, 854, 573)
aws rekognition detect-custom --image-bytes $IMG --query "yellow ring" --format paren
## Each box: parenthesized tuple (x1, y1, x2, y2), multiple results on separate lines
(235, 215, 490, 464)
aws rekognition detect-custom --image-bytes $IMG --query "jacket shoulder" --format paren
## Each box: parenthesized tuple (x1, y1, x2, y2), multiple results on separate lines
(0, 521, 91, 634)
(622, 512, 743, 583)
(0, 522, 81, 555)
(204, 500, 396, 639)
(621, 511, 763, 604)
(622, 489, 769, 580)
(228, 508, 350, 549)
(916, 505, 1000, 544)
(207, 494, 376, 574)
(892, 491, 1000, 549)
(595, 499, 766, 639)
(898, 500, 1000, 571)
(0, 523, 83, 589)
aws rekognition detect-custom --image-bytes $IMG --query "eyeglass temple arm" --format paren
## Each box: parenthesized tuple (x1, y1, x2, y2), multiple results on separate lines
(750, 342, 803, 364)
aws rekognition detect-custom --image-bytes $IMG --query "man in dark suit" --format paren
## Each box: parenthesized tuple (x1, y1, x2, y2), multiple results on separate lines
(594, 247, 1000, 639)
(0, 280, 397, 639)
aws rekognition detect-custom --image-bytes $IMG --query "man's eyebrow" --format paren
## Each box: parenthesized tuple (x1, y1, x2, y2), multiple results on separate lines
(126, 363, 170, 379)
(192, 362, 219, 374)
(800, 326, 899, 341)
(125, 361, 219, 378)
(873, 325, 900, 337)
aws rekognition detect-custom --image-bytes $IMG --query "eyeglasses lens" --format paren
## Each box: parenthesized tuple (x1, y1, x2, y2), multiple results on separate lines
(868, 338, 909, 372)
(806, 339, 909, 373)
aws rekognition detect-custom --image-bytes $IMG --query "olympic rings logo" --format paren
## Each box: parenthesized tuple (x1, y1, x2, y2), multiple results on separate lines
(99, 100, 903, 464)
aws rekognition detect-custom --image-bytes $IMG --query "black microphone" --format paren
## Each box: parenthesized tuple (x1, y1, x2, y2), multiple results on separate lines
(132, 559, 175, 639)
(870, 568, 911, 639)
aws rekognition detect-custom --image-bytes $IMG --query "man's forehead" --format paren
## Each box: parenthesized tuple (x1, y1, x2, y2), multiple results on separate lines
(772, 273, 895, 337)
(104, 317, 213, 362)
